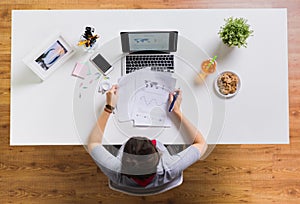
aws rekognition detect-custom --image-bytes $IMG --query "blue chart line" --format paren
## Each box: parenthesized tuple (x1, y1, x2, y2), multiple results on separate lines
(139, 96, 166, 106)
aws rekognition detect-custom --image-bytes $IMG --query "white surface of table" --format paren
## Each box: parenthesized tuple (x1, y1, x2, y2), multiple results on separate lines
(11, 9, 289, 145)
(72, 36, 222, 145)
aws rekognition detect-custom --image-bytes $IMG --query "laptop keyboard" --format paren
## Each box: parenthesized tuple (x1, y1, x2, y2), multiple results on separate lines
(125, 54, 174, 74)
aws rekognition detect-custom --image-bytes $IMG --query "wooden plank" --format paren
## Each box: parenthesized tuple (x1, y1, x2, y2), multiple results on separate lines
(251, 180, 300, 203)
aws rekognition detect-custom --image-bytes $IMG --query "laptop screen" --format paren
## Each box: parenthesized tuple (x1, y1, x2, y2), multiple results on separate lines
(120, 31, 178, 53)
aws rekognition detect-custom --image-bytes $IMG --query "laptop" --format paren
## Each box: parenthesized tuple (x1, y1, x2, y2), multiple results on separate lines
(120, 31, 178, 75)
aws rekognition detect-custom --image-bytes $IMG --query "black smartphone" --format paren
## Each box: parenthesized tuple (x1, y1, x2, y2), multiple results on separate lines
(90, 53, 113, 75)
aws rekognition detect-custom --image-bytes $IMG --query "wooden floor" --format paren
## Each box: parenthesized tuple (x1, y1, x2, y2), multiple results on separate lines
(1, 0, 299, 203)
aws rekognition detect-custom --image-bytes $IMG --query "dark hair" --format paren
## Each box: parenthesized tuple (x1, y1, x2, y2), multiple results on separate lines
(121, 137, 160, 180)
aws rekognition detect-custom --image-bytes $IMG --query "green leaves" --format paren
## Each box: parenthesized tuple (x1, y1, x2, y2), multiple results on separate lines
(218, 17, 254, 48)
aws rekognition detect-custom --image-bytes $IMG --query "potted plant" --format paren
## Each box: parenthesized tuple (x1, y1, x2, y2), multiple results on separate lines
(218, 17, 254, 48)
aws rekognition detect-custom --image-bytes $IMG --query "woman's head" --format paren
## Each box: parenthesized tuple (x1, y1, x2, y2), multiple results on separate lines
(121, 137, 160, 180)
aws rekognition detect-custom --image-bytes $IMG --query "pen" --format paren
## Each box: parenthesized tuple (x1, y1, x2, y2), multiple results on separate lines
(168, 91, 179, 112)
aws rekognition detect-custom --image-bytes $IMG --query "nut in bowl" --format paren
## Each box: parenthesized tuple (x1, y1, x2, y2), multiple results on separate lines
(215, 71, 241, 98)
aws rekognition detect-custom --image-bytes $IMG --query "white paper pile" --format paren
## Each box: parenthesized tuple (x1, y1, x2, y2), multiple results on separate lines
(117, 69, 176, 127)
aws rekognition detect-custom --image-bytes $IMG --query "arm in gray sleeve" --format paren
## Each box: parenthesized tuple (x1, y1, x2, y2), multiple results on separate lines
(90, 145, 121, 181)
(162, 145, 201, 177)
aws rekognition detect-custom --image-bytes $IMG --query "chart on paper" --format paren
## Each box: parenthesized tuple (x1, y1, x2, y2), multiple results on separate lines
(131, 79, 172, 127)
(117, 68, 176, 127)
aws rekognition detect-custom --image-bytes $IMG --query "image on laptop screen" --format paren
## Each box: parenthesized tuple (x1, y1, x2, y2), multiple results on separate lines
(121, 31, 178, 53)
(128, 33, 170, 51)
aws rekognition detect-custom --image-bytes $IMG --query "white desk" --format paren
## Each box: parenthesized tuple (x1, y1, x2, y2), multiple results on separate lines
(72, 36, 225, 145)
(11, 9, 289, 145)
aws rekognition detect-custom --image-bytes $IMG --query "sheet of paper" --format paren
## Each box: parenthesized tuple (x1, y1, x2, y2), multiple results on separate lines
(132, 70, 176, 127)
(117, 68, 153, 122)
(131, 85, 171, 127)
(117, 69, 176, 127)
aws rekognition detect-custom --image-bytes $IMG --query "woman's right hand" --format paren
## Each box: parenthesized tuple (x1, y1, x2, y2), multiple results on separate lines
(106, 84, 119, 108)
(169, 89, 182, 116)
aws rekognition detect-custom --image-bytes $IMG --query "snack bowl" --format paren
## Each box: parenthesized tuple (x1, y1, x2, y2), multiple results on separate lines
(214, 71, 241, 98)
